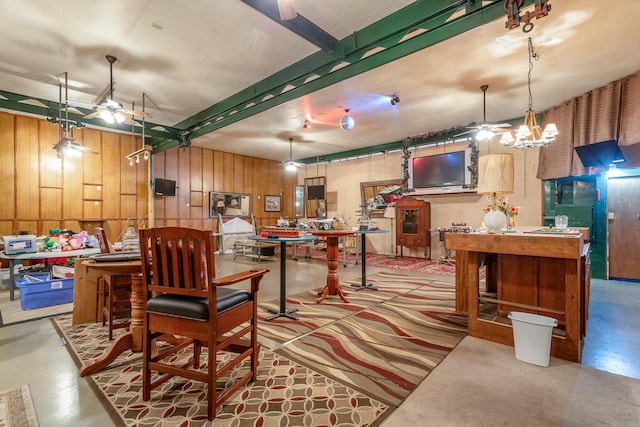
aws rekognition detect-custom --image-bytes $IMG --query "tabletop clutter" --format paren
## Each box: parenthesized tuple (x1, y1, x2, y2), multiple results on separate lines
(1, 228, 102, 310)
(2, 228, 100, 255)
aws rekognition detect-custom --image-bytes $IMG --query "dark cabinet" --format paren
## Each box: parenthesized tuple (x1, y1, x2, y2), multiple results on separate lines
(395, 197, 430, 259)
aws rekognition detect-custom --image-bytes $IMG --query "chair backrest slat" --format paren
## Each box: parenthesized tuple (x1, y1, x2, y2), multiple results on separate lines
(139, 227, 214, 298)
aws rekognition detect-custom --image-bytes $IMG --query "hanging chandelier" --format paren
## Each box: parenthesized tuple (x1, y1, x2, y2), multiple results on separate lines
(500, 37, 558, 149)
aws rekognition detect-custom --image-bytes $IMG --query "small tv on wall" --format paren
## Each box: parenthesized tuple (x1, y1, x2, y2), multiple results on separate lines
(154, 178, 176, 197)
(307, 184, 325, 200)
(408, 149, 474, 195)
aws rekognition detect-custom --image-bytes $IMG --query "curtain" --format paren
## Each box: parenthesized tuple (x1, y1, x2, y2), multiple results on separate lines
(538, 71, 640, 178)
(618, 73, 640, 168)
(589, 80, 621, 144)
(572, 81, 621, 176)
(537, 100, 575, 180)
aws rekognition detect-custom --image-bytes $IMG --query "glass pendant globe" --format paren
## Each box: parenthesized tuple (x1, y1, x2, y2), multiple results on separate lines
(339, 115, 355, 131)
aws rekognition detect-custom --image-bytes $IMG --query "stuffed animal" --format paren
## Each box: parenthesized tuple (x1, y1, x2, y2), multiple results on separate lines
(70, 231, 90, 249)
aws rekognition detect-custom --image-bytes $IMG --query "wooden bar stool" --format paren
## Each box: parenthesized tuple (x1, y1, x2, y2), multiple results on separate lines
(101, 274, 133, 340)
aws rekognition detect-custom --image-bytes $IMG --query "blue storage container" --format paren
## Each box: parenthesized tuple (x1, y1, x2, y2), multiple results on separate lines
(15, 276, 74, 311)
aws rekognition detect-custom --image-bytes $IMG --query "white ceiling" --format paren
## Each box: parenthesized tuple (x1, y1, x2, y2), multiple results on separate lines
(1, 0, 639, 163)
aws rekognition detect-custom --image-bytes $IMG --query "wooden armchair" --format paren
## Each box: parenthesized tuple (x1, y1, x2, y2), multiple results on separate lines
(139, 227, 268, 421)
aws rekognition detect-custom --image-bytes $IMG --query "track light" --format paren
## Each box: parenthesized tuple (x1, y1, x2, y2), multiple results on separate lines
(391, 94, 400, 106)
(125, 145, 152, 165)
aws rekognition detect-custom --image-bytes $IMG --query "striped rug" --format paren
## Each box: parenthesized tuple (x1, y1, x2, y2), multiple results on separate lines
(257, 271, 468, 407)
(284, 246, 476, 278)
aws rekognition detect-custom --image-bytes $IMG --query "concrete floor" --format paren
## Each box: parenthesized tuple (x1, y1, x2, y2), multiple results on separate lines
(0, 253, 638, 426)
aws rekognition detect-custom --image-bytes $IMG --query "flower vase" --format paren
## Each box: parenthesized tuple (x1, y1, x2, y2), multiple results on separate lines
(484, 210, 507, 233)
(508, 213, 515, 230)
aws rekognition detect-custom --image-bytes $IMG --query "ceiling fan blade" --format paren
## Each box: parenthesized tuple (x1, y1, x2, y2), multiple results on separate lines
(54, 138, 99, 155)
(454, 129, 476, 137)
(277, 0, 296, 20)
(84, 111, 100, 120)
(283, 160, 304, 167)
(53, 137, 74, 151)
(122, 115, 137, 126)
(92, 81, 114, 106)
(75, 145, 99, 154)
(67, 99, 94, 109)
(65, 106, 85, 116)
(121, 108, 153, 119)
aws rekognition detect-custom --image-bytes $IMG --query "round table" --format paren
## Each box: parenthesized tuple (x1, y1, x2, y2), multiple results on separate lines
(248, 234, 318, 320)
(351, 229, 388, 291)
(310, 230, 356, 304)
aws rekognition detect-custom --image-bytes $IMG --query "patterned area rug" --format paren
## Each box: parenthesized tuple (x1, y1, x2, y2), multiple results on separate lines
(0, 384, 39, 427)
(285, 246, 479, 278)
(258, 271, 468, 407)
(51, 315, 390, 426)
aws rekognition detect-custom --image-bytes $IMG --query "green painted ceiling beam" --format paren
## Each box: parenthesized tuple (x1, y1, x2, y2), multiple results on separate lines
(1, 0, 542, 155)
(240, 0, 338, 51)
(0, 89, 182, 146)
(294, 115, 532, 165)
(296, 128, 470, 165)
(176, 0, 525, 145)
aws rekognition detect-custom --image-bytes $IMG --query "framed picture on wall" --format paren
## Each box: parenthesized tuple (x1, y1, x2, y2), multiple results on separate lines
(264, 195, 281, 212)
(209, 192, 252, 218)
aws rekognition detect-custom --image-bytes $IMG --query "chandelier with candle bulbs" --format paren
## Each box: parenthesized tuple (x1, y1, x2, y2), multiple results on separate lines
(500, 37, 558, 149)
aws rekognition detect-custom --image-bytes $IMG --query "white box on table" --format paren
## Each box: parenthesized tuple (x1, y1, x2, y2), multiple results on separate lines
(3, 235, 37, 255)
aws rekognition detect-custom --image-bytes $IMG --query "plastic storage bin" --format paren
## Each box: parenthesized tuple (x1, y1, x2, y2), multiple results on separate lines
(508, 311, 558, 367)
(15, 276, 74, 311)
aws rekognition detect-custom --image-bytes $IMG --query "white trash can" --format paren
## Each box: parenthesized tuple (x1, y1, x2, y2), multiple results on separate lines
(508, 312, 558, 367)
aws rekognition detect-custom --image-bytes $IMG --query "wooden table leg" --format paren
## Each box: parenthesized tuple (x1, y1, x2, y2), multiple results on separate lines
(317, 236, 349, 304)
(80, 273, 144, 376)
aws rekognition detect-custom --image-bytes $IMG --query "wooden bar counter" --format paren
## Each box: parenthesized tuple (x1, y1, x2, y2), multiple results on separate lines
(445, 228, 590, 363)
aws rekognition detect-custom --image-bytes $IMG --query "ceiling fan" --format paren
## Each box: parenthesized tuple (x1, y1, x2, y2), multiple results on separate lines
(54, 72, 98, 158)
(83, 55, 152, 126)
(456, 85, 512, 140)
(283, 137, 304, 171)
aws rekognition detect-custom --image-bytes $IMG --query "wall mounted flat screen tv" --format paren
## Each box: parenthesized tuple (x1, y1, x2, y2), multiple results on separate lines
(307, 184, 325, 200)
(154, 178, 176, 197)
(408, 149, 474, 195)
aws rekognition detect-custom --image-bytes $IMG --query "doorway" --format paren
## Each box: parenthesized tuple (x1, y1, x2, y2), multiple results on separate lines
(607, 174, 640, 280)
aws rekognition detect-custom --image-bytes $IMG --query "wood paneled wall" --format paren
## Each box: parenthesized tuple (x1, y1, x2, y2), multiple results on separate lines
(152, 146, 297, 230)
(0, 111, 296, 242)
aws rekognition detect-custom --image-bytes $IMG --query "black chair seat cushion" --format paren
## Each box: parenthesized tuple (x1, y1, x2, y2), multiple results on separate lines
(146, 287, 251, 320)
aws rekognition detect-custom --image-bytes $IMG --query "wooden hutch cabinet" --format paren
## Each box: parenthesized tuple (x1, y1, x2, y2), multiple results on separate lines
(395, 197, 430, 259)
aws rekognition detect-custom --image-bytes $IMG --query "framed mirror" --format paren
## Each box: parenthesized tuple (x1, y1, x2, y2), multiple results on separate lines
(209, 192, 252, 217)
(304, 176, 326, 218)
(294, 185, 305, 217)
(360, 179, 404, 217)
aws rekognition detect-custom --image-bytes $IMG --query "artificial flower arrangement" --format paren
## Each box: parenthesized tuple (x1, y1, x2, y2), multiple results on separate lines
(483, 196, 520, 216)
